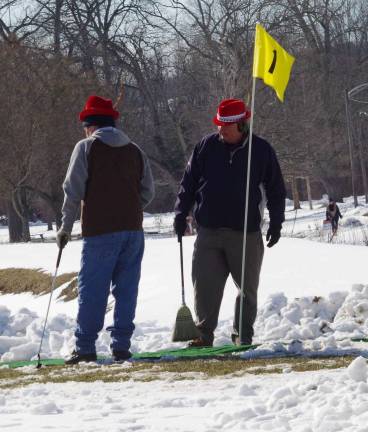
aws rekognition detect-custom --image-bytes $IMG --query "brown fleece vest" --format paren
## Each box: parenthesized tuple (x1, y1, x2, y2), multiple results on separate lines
(81, 139, 143, 237)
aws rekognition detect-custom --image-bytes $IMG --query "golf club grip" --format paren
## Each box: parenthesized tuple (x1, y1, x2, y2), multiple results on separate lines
(179, 238, 185, 304)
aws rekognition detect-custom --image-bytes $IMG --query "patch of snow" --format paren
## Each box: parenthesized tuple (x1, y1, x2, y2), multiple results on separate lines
(347, 356, 367, 382)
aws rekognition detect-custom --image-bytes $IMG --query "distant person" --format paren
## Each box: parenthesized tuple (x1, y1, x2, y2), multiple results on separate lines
(326, 198, 343, 234)
(174, 98, 286, 347)
(57, 95, 154, 364)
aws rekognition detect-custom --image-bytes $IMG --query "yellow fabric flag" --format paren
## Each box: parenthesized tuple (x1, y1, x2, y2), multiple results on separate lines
(253, 24, 295, 102)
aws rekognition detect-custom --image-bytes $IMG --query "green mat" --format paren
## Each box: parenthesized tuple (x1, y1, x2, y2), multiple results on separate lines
(0, 344, 258, 369)
(135, 343, 258, 359)
(4, 337, 368, 369)
(1, 358, 66, 369)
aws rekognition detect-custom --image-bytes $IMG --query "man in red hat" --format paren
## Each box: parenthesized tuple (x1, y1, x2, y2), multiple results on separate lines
(57, 95, 154, 364)
(174, 98, 286, 347)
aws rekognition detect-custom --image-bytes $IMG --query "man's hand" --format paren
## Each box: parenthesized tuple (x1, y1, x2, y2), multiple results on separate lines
(56, 229, 70, 249)
(266, 226, 281, 248)
(174, 216, 187, 241)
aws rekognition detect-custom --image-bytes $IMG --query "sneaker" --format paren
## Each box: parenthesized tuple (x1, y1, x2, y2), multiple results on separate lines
(112, 350, 132, 362)
(231, 334, 252, 346)
(65, 350, 97, 365)
(187, 337, 213, 348)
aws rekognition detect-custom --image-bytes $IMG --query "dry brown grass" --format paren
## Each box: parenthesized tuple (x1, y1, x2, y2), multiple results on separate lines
(0, 356, 355, 390)
(0, 268, 78, 300)
(57, 277, 78, 301)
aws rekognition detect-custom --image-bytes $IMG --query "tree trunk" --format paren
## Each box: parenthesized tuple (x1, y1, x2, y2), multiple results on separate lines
(291, 177, 301, 210)
(11, 189, 31, 242)
(54, 0, 63, 54)
(54, 209, 62, 230)
(6, 200, 24, 242)
(345, 89, 359, 207)
(305, 177, 313, 210)
(358, 119, 368, 204)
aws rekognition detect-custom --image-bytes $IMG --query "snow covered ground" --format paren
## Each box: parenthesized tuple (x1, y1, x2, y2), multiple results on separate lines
(2, 233, 368, 360)
(1, 196, 368, 431)
(3, 360, 368, 432)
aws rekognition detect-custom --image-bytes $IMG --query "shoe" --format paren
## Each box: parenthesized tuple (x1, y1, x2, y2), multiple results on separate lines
(187, 337, 213, 348)
(112, 350, 132, 362)
(231, 334, 252, 346)
(65, 350, 97, 365)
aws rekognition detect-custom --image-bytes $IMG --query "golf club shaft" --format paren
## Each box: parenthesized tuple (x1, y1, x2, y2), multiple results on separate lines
(36, 247, 63, 367)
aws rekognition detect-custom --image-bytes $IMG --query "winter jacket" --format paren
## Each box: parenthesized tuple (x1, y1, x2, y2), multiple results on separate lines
(61, 127, 155, 237)
(326, 203, 342, 221)
(174, 132, 286, 232)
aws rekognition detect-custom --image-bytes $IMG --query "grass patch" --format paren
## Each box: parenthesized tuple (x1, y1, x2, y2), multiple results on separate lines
(0, 356, 355, 390)
(57, 277, 78, 301)
(0, 268, 78, 299)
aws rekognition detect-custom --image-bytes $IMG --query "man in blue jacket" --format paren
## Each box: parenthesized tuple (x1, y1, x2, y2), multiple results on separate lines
(174, 98, 286, 347)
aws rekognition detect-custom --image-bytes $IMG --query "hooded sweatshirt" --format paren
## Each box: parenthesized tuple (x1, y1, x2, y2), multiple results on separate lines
(61, 127, 154, 237)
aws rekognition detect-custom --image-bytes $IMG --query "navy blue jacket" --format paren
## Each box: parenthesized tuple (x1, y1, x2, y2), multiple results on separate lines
(174, 132, 286, 232)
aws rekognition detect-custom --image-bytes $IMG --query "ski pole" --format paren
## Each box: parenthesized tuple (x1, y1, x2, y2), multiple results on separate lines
(36, 247, 63, 369)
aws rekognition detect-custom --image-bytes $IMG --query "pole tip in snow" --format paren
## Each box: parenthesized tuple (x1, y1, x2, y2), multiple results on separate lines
(36, 354, 42, 369)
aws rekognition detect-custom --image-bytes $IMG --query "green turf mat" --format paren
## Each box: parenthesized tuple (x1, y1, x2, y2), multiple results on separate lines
(3, 338, 368, 369)
(0, 344, 258, 369)
(133, 343, 259, 359)
(351, 338, 368, 342)
(1, 358, 66, 369)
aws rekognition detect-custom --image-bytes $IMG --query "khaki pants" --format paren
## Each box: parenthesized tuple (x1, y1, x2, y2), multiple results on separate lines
(192, 228, 264, 344)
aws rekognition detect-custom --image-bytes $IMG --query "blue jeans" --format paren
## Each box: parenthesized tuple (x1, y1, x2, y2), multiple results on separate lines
(75, 230, 144, 354)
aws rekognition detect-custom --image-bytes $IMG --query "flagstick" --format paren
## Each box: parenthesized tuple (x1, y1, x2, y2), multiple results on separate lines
(239, 76, 256, 344)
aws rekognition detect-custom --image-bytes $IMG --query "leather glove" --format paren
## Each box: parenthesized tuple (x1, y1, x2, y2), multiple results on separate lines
(56, 229, 70, 249)
(266, 226, 281, 248)
(174, 216, 187, 241)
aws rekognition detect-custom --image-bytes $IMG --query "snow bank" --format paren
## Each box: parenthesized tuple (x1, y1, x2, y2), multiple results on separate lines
(2, 284, 368, 362)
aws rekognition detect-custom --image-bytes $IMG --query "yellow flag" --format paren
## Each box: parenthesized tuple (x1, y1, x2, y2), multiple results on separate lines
(253, 23, 295, 102)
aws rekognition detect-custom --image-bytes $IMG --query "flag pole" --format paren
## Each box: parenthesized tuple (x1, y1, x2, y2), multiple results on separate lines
(238, 74, 257, 344)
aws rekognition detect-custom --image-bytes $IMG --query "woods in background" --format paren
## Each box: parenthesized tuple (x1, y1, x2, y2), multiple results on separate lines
(0, 0, 367, 241)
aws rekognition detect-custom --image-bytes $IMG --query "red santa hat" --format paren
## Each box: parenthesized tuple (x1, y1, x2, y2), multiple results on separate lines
(213, 98, 251, 126)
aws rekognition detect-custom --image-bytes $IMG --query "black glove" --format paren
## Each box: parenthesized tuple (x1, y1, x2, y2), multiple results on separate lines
(56, 229, 70, 249)
(266, 226, 281, 248)
(174, 216, 187, 241)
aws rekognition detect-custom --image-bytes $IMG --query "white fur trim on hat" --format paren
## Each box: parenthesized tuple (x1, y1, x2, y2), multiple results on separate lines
(217, 112, 246, 122)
